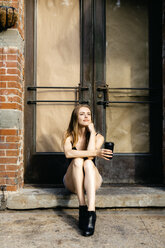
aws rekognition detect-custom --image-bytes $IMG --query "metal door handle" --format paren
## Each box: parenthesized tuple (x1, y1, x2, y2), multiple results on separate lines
(97, 86, 157, 106)
(27, 85, 89, 104)
(97, 85, 109, 106)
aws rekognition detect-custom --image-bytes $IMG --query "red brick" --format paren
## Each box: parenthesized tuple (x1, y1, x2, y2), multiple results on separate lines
(0, 54, 7, 60)
(0, 68, 6, 74)
(0, 165, 5, 171)
(0, 136, 5, 142)
(7, 96, 22, 104)
(6, 150, 19, 156)
(0, 75, 18, 82)
(7, 82, 23, 91)
(0, 143, 18, 149)
(7, 55, 17, 61)
(0, 89, 22, 97)
(19, 130, 22, 135)
(6, 171, 17, 177)
(0, 158, 18, 164)
(6, 178, 17, 185)
(0, 103, 22, 110)
(0, 62, 5, 68)
(0, 151, 5, 156)
(6, 165, 18, 171)
(0, 172, 6, 177)
(0, 171, 18, 178)
(0, 82, 6, 88)
(0, 102, 16, 109)
(6, 62, 18, 68)
(6, 185, 18, 191)
(6, 136, 19, 142)
(0, 96, 6, 102)
(0, 178, 6, 184)
(0, 129, 18, 135)
(7, 68, 18, 75)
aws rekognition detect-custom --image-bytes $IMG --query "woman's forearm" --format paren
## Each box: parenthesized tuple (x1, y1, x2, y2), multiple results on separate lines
(87, 132, 96, 151)
(65, 149, 96, 159)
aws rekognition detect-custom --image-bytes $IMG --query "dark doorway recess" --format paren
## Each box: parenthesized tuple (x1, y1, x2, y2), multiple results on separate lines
(24, 0, 163, 185)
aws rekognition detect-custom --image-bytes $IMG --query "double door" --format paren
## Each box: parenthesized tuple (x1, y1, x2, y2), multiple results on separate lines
(25, 0, 163, 185)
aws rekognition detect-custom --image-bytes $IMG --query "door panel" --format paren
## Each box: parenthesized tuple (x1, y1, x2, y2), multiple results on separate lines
(106, 0, 149, 153)
(36, 0, 80, 152)
(106, 102, 149, 153)
(106, 0, 149, 88)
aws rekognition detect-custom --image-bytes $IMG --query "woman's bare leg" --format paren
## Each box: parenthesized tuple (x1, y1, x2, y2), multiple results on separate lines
(84, 160, 102, 211)
(63, 158, 86, 205)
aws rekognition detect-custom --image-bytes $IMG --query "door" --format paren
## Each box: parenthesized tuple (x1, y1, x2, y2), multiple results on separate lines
(25, 0, 163, 185)
(96, 0, 163, 184)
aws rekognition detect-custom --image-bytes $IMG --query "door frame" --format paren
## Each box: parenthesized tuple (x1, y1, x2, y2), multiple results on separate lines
(24, 0, 163, 184)
(24, 0, 36, 182)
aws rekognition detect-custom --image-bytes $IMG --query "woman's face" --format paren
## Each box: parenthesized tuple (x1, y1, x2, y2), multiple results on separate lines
(78, 107, 92, 127)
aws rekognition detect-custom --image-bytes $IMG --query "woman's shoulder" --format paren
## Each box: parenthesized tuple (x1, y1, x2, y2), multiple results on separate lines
(96, 133, 104, 141)
(95, 132, 104, 138)
(63, 132, 73, 143)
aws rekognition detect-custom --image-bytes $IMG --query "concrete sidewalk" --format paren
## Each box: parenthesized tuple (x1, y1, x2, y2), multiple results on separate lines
(0, 208, 165, 248)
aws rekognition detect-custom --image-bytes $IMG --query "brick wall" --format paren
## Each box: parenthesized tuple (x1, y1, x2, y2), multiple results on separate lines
(0, 129, 23, 191)
(0, 0, 24, 191)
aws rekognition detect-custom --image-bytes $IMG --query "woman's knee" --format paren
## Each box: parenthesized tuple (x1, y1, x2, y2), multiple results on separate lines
(84, 159, 95, 172)
(72, 158, 84, 169)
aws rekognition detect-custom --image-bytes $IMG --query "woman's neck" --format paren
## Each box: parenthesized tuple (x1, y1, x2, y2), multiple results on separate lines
(78, 126, 87, 137)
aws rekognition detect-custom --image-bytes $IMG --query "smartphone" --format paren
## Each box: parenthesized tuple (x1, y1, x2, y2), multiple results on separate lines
(104, 142, 114, 159)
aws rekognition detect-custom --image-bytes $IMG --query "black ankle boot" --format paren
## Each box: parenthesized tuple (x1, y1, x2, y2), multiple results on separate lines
(79, 205, 88, 230)
(83, 211, 96, 237)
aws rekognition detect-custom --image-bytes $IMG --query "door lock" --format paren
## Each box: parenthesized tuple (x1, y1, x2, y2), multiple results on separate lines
(97, 85, 109, 106)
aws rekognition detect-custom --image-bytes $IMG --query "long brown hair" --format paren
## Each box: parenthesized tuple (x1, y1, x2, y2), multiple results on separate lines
(63, 105, 92, 147)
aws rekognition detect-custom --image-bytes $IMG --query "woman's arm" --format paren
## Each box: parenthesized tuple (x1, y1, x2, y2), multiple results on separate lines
(87, 123, 106, 151)
(87, 123, 96, 151)
(63, 136, 97, 159)
(63, 134, 112, 160)
(87, 130, 105, 160)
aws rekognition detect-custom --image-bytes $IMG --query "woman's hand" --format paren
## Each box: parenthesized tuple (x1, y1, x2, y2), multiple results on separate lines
(96, 149, 113, 160)
(87, 123, 95, 134)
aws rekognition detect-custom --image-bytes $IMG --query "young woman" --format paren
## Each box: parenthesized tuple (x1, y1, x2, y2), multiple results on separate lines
(62, 105, 112, 236)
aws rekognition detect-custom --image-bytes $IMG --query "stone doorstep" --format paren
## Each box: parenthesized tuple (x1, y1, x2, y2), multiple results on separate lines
(2, 185, 165, 210)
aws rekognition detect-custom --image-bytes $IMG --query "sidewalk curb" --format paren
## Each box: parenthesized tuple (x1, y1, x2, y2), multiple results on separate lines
(1, 186, 165, 210)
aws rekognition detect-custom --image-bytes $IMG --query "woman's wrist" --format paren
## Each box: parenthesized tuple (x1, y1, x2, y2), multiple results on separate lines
(90, 130, 96, 135)
(94, 150, 97, 157)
